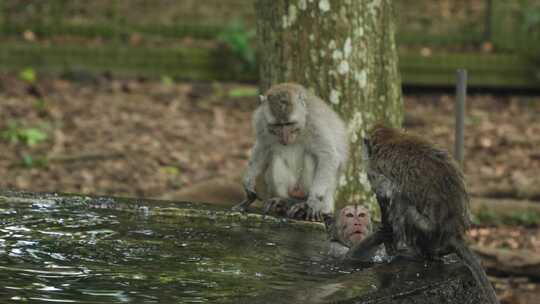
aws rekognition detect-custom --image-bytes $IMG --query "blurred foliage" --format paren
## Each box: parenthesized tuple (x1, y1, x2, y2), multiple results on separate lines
(160, 166, 180, 176)
(33, 98, 48, 113)
(1, 0, 540, 87)
(473, 206, 498, 226)
(475, 204, 540, 227)
(20, 154, 49, 169)
(522, 1, 540, 32)
(1, 0, 539, 51)
(507, 211, 540, 227)
(19, 68, 37, 84)
(160, 75, 174, 87)
(1, 121, 48, 147)
(521, 1, 540, 56)
(227, 87, 258, 98)
(217, 21, 256, 72)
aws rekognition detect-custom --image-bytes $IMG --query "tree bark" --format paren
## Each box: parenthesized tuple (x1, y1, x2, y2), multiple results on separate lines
(255, 0, 403, 210)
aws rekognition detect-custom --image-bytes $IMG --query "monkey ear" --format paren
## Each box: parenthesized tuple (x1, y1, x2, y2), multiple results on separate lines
(258, 95, 267, 104)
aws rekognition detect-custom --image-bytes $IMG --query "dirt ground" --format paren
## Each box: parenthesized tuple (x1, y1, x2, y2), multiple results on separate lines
(1, 74, 539, 303)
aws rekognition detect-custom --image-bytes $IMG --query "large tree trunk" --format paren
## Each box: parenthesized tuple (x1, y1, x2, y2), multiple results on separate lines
(256, 0, 403, 209)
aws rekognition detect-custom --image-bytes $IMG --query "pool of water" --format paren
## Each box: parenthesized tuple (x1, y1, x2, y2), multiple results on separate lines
(0, 195, 354, 303)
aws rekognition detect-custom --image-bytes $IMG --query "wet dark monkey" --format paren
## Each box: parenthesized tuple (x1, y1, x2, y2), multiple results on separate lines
(347, 124, 499, 304)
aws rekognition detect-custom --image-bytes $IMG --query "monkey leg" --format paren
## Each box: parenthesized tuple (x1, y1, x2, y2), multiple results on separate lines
(377, 196, 397, 257)
(391, 248, 424, 262)
(404, 205, 435, 234)
(392, 203, 438, 259)
(263, 197, 303, 216)
(288, 186, 308, 200)
(292, 182, 335, 222)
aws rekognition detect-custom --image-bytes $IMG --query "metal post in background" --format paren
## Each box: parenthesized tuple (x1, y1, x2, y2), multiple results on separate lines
(455, 69, 467, 169)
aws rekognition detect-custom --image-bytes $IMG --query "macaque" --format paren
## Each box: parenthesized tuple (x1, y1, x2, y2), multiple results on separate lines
(347, 124, 499, 304)
(233, 83, 348, 221)
(326, 205, 377, 258)
(328, 204, 372, 247)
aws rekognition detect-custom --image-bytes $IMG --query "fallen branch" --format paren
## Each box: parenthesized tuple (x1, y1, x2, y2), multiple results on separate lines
(471, 197, 540, 225)
(48, 152, 125, 163)
(472, 245, 540, 279)
(473, 184, 540, 201)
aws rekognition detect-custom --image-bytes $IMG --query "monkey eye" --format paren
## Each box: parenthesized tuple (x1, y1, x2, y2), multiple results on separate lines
(358, 213, 366, 218)
(282, 122, 297, 127)
(345, 213, 354, 218)
(270, 122, 296, 127)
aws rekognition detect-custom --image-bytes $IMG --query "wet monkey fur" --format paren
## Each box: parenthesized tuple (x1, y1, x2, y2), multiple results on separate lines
(347, 124, 498, 304)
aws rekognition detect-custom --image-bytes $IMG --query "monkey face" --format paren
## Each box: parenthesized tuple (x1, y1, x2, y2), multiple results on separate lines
(338, 205, 371, 246)
(268, 123, 301, 145)
(262, 88, 307, 146)
(265, 105, 304, 145)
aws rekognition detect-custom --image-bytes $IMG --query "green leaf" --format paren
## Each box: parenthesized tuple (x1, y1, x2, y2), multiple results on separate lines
(227, 87, 258, 98)
(161, 166, 180, 176)
(161, 75, 174, 86)
(33, 99, 48, 111)
(19, 68, 37, 84)
(20, 128, 48, 146)
(20, 154, 49, 169)
(1, 122, 21, 143)
(1, 121, 49, 147)
(217, 20, 256, 70)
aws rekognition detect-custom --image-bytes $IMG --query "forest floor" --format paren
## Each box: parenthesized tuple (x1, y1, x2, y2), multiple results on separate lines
(0, 73, 539, 303)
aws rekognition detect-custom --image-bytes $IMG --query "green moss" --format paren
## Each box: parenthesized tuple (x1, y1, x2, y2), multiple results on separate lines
(0, 43, 538, 88)
(474, 204, 540, 227)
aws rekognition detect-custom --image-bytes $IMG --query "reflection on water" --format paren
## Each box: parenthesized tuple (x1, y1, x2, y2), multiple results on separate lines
(0, 198, 353, 303)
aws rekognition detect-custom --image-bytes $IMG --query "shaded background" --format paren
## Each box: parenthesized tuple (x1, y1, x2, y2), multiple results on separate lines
(0, 1, 540, 302)
(1, 0, 539, 86)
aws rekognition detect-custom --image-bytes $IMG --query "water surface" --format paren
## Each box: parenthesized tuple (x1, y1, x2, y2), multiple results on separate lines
(0, 197, 352, 303)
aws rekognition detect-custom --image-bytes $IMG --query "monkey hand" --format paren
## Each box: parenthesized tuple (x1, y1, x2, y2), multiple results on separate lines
(231, 188, 258, 212)
(245, 188, 258, 201)
(262, 197, 296, 216)
(287, 201, 327, 222)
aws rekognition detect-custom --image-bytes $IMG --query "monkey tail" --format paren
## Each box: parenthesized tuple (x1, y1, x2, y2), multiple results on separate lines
(450, 239, 499, 304)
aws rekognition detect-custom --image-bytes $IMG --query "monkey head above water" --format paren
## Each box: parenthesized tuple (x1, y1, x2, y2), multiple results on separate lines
(233, 83, 349, 222)
(325, 204, 386, 260)
(330, 204, 372, 247)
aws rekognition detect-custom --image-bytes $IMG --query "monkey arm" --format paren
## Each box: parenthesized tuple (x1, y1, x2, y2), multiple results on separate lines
(308, 148, 339, 212)
(404, 203, 435, 235)
(345, 229, 387, 261)
(242, 140, 269, 193)
(290, 147, 339, 221)
(386, 193, 436, 254)
(233, 140, 269, 212)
